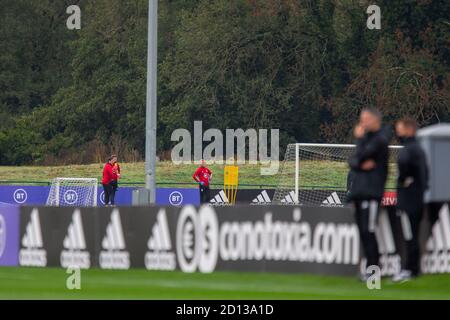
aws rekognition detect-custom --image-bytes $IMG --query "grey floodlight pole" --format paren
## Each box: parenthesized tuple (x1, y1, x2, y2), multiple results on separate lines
(145, 0, 157, 203)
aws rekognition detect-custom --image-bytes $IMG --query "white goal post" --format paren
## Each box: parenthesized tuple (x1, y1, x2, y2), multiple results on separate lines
(46, 177, 98, 207)
(273, 143, 403, 205)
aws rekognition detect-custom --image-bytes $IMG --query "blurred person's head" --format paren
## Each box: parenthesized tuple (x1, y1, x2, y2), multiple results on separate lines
(109, 155, 117, 164)
(396, 118, 417, 140)
(200, 159, 206, 167)
(360, 108, 382, 132)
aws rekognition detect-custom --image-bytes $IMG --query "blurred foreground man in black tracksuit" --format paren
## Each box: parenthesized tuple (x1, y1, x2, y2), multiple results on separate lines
(392, 118, 429, 282)
(348, 108, 390, 280)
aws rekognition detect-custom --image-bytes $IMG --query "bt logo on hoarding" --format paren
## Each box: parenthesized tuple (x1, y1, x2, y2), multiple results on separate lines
(13, 189, 28, 204)
(169, 191, 183, 206)
(63, 190, 78, 205)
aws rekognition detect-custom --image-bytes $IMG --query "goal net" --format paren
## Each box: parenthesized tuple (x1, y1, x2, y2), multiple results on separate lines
(273, 144, 403, 205)
(46, 178, 98, 207)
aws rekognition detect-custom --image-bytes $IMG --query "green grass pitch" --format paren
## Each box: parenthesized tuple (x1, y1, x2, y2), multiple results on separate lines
(1, 267, 449, 300)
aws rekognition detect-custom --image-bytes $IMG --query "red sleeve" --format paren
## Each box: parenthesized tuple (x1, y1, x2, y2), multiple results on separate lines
(193, 167, 200, 182)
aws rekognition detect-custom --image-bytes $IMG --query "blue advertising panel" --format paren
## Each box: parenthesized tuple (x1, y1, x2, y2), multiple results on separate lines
(0, 186, 199, 206)
(0, 186, 134, 206)
(0, 186, 50, 205)
(156, 188, 200, 206)
(0, 204, 19, 266)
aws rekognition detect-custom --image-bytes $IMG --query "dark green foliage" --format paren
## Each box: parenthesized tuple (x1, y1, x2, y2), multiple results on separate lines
(0, 0, 448, 164)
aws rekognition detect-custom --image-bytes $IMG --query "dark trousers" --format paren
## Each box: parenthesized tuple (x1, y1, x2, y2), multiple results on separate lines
(103, 182, 117, 206)
(103, 183, 112, 206)
(398, 208, 422, 276)
(110, 180, 118, 205)
(199, 185, 211, 204)
(354, 200, 380, 272)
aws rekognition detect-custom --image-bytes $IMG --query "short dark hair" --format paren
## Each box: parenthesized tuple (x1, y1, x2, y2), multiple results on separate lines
(397, 117, 418, 131)
(109, 154, 117, 161)
(361, 107, 382, 120)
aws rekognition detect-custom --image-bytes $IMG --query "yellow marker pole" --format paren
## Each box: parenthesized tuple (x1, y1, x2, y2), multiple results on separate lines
(224, 165, 239, 205)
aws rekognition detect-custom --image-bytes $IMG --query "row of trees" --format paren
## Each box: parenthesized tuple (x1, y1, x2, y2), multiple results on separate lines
(0, 0, 448, 165)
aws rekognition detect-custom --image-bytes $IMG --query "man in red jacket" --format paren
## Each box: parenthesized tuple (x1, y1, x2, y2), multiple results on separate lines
(193, 159, 212, 204)
(102, 155, 118, 207)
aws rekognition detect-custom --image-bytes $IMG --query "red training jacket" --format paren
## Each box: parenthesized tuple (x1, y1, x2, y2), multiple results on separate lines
(102, 162, 114, 185)
(193, 166, 212, 187)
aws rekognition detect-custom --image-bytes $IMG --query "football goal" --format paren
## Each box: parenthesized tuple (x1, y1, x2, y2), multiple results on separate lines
(46, 177, 98, 207)
(273, 143, 403, 205)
